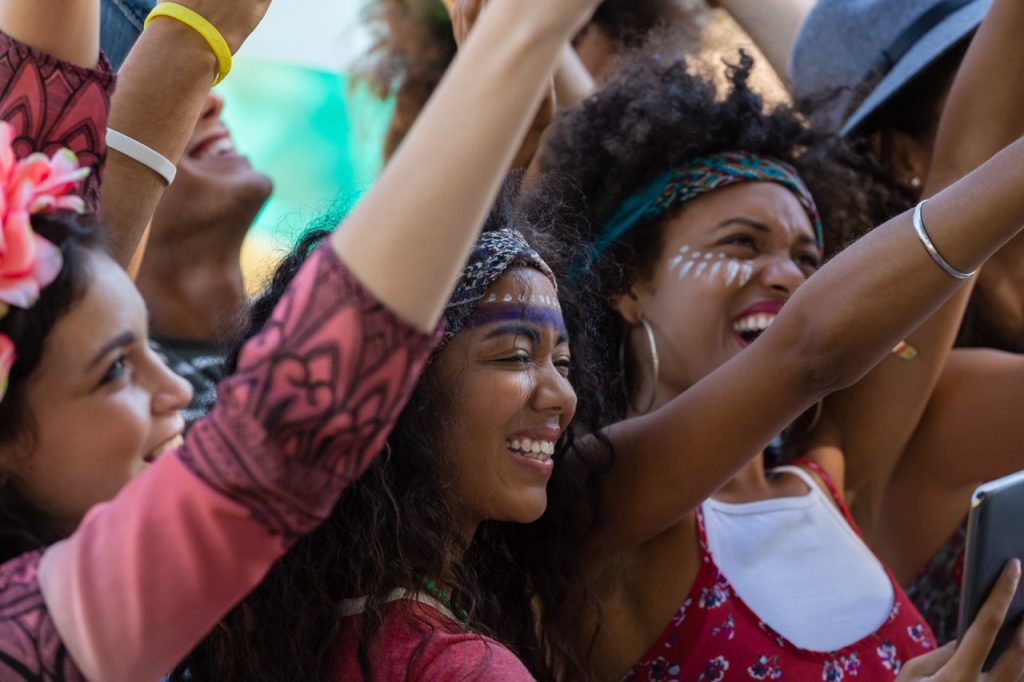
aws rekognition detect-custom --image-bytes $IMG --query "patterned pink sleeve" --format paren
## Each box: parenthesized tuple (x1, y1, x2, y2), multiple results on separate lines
(0, 246, 441, 682)
(0, 31, 115, 213)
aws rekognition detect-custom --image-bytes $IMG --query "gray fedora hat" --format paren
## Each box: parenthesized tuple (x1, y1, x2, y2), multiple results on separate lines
(790, 0, 990, 136)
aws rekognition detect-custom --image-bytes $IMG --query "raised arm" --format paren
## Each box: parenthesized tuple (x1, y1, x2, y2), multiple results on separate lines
(441, 0, 594, 174)
(555, 43, 596, 109)
(712, 0, 814, 82)
(333, 0, 599, 331)
(99, 0, 271, 267)
(0, 0, 99, 67)
(585, 135, 1024, 562)
(0, 1, 602, 678)
(30, 247, 442, 682)
(803, 0, 1024, 532)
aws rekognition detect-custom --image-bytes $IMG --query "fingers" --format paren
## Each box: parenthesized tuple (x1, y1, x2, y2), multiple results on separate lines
(987, 622, 1024, 682)
(958, 559, 1023, 676)
(898, 642, 956, 680)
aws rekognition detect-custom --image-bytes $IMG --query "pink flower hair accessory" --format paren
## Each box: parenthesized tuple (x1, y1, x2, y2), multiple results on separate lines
(0, 121, 90, 403)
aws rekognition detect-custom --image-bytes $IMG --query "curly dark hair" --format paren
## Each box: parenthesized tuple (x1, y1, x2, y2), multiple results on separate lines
(0, 212, 105, 562)
(535, 47, 907, 424)
(172, 186, 614, 681)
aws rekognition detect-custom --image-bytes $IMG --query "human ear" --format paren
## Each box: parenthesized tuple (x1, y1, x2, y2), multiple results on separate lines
(886, 128, 933, 193)
(610, 283, 647, 326)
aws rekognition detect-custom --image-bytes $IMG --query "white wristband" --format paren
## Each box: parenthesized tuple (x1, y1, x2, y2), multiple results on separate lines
(105, 129, 177, 185)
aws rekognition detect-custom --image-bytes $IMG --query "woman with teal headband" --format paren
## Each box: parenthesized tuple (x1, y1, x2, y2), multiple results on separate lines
(527, 44, 1024, 679)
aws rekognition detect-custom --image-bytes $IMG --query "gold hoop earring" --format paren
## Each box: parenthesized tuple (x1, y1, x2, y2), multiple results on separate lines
(619, 317, 660, 415)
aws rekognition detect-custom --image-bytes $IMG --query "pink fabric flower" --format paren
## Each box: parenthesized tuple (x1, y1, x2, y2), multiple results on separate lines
(0, 122, 87, 309)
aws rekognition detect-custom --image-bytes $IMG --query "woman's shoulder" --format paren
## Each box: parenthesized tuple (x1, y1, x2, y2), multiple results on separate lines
(411, 626, 534, 681)
(335, 596, 535, 680)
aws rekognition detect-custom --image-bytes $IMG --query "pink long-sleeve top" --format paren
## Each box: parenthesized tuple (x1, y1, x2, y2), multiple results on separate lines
(0, 244, 440, 682)
(0, 29, 441, 681)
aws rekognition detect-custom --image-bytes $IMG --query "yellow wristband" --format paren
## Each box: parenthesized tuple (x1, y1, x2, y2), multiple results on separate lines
(145, 3, 232, 86)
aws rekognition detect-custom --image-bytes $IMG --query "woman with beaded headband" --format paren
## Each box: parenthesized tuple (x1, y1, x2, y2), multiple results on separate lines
(0, 0, 605, 680)
(526, 43, 1024, 680)
(159, 38, 1024, 682)
(167, 163, 1024, 682)
(172, 219, 589, 680)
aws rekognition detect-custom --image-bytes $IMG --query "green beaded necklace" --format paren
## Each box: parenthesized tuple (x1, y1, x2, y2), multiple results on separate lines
(417, 573, 468, 621)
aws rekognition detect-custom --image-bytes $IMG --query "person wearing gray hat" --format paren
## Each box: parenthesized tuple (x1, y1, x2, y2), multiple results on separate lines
(791, 0, 985, 205)
(790, 0, 1024, 646)
(790, 0, 991, 136)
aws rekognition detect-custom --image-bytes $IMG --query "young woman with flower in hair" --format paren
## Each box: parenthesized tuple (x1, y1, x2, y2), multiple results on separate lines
(0, 0, 600, 680)
(524, 44, 1024, 679)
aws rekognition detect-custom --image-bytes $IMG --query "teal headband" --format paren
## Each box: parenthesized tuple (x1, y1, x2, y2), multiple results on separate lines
(585, 151, 824, 270)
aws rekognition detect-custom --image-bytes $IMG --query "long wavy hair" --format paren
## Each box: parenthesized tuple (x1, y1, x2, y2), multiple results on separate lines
(535, 47, 906, 429)
(172, 188, 614, 681)
(0, 213, 105, 562)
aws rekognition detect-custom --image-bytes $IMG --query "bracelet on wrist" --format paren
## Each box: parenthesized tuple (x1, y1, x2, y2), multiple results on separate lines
(912, 200, 975, 281)
(106, 129, 177, 185)
(145, 3, 233, 86)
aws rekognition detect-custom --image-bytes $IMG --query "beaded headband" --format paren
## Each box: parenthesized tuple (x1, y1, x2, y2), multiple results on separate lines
(585, 151, 824, 270)
(442, 228, 557, 344)
(0, 122, 89, 400)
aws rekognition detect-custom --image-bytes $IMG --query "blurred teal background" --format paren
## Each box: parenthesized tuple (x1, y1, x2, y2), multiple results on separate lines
(210, 1, 393, 289)
(217, 60, 393, 289)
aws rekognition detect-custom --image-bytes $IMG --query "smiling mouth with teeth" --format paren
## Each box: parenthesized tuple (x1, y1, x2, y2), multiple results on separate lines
(732, 313, 777, 345)
(505, 437, 556, 462)
(144, 434, 184, 464)
(191, 136, 238, 161)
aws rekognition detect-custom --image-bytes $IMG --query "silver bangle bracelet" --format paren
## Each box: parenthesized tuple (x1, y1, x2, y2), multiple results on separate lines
(913, 200, 975, 280)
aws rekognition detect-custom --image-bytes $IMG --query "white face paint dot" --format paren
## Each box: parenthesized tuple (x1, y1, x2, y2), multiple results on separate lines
(503, 294, 513, 303)
(667, 246, 759, 290)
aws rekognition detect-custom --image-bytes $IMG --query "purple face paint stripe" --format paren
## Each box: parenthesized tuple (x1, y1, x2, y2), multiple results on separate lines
(465, 305, 568, 336)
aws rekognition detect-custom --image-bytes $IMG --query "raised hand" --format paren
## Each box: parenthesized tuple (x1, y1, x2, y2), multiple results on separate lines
(445, 0, 556, 169)
(897, 560, 1024, 681)
(331, 0, 599, 330)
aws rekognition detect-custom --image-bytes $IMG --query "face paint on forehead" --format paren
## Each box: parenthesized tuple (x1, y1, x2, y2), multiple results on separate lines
(466, 302, 567, 335)
(667, 244, 753, 288)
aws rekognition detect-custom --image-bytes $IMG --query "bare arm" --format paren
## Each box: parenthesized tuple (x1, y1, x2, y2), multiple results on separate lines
(555, 43, 595, 109)
(584, 135, 1024, 562)
(810, 0, 1024, 528)
(713, 0, 814, 81)
(872, 347, 1024, 582)
(444, 0, 593, 173)
(926, 0, 1024, 193)
(332, 0, 599, 333)
(99, 0, 272, 267)
(0, 0, 99, 67)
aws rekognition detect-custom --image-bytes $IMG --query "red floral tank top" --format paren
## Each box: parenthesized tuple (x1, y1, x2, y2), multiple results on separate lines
(624, 460, 935, 682)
